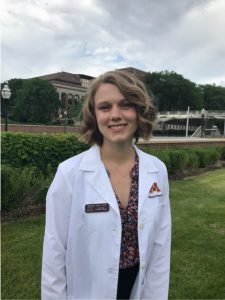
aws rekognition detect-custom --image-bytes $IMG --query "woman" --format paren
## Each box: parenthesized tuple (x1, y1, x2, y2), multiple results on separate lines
(41, 70, 171, 299)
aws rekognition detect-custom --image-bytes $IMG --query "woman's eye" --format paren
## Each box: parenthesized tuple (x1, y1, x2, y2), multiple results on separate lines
(99, 105, 110, 110)
(121, 101, 133, 108)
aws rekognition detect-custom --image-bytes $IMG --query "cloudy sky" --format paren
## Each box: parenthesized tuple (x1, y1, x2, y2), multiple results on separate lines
(1, 0, 225, 85)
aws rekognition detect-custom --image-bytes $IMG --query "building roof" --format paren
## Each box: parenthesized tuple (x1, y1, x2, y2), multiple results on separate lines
(38, 71, 81, 86)
(77, 74, 95, 80)
(116, 67, 148, 81)
(37, 68, 147, 86)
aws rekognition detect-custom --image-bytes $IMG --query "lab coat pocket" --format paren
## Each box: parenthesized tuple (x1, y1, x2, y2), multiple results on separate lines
(83, 204, 111, 233)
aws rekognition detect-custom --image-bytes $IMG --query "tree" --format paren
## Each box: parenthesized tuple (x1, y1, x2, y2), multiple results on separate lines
(145, 71, 203, 111)
(71, 100, 84, 124)
(200, 84, 225, 110)
(12, 78, 60, 123)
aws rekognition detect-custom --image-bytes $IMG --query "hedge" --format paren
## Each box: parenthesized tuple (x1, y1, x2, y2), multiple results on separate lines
(142, 146, 224, 175)
(1, 132, 89, 175)
(1, 132, 225, 212)
(2, 132, 225, 176)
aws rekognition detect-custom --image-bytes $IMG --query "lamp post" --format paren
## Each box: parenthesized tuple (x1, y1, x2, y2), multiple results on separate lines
(58, 108, 62, 122)
(64, 110, 68, 133)
(1, 82, 12, 131)
(201, 108, 205, 138)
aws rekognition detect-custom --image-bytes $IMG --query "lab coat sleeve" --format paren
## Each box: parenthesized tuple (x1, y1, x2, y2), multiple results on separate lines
(41, 165, 72, 300)
(142, 174, 171, 300)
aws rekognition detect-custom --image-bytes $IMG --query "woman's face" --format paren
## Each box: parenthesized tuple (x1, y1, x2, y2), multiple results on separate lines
(94, 83, 137, 146)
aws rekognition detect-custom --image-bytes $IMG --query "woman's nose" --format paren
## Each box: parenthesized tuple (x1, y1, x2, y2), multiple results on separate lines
(110, 105, 121, 120)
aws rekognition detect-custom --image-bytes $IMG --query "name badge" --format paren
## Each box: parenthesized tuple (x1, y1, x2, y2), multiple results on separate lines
(85, 203, 110, 213)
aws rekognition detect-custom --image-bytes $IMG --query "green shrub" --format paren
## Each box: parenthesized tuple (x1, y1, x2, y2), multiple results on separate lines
(192, 147, 221, 168)
(1, 164, 53, 212)
(1, 132, 89, 175)
(169, 149, 189, 174)
(219, 146, 225, 160)
(144, 147, 191, 174)
(1, 164, 32, 212)
(142, 145, 225, 175)
(187, 151, 199, 168)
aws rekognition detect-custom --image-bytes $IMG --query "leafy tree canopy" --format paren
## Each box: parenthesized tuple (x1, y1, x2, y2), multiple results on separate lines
(12, 78, 60, 123)
(71, 100, 84, 124)
(145, 71, 203, 111)
(200, 84, 225, 110)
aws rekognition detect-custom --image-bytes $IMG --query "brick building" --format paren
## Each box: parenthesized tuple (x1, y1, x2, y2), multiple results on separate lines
(38, 67, 147, 117)
(38, 72, 94, 117)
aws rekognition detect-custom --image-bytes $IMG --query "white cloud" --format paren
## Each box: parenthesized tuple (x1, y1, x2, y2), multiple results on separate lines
(1, 0, 225, 85)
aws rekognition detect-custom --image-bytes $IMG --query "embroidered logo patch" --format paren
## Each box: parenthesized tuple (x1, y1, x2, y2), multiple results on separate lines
(149, 182, 161, 193)
(148, 182, 162, 198)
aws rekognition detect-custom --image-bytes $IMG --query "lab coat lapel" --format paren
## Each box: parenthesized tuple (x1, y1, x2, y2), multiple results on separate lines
(79, 145, 120, 216)
(134, 146, 159, 212)
(89, 166, 120, 216)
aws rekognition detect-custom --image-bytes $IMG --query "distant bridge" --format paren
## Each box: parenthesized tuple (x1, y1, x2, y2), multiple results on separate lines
(157, 110, 225, 121)
(156, 110, 225, 137)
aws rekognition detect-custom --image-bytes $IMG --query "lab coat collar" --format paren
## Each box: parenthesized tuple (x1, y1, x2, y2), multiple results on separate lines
(79, 144, 102, 171)
(79, 144, 159, 173)
(133, 144, 159, 174)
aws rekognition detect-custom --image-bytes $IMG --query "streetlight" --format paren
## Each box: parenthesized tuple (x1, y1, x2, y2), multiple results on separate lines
(58, 108, 62, 122)
(1, 82, 12, 131)
(64, 110, 68, 133)
(201, 108, 205, 138)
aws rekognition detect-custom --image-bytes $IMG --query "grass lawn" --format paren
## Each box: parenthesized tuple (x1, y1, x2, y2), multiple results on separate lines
(169, 168, 225, 299)
(1, 169, 225, 299)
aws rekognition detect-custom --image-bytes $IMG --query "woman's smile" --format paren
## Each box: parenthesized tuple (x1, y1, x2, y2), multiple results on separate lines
(108, 123, 127, 132)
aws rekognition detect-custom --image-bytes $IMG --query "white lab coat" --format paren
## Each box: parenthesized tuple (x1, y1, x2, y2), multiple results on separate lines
(41, 144, 171, 300)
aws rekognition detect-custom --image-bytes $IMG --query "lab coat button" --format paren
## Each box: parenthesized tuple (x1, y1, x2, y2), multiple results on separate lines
(139, 223, 144, 229)
(141, 264, 145, 270)
(108, 268, 114, 273)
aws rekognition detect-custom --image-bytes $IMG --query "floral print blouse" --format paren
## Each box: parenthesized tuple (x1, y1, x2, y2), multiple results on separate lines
(107, 156, 140, 269)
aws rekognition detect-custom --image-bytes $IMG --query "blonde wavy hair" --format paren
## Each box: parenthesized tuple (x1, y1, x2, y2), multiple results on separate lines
(80, 70, 155, 145)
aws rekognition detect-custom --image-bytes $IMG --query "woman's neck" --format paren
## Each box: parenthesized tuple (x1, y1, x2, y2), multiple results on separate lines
(100, 141, 135, 164)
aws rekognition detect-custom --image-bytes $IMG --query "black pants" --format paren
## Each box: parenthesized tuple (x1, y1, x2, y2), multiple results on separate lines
(117, 263, 139, 300)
